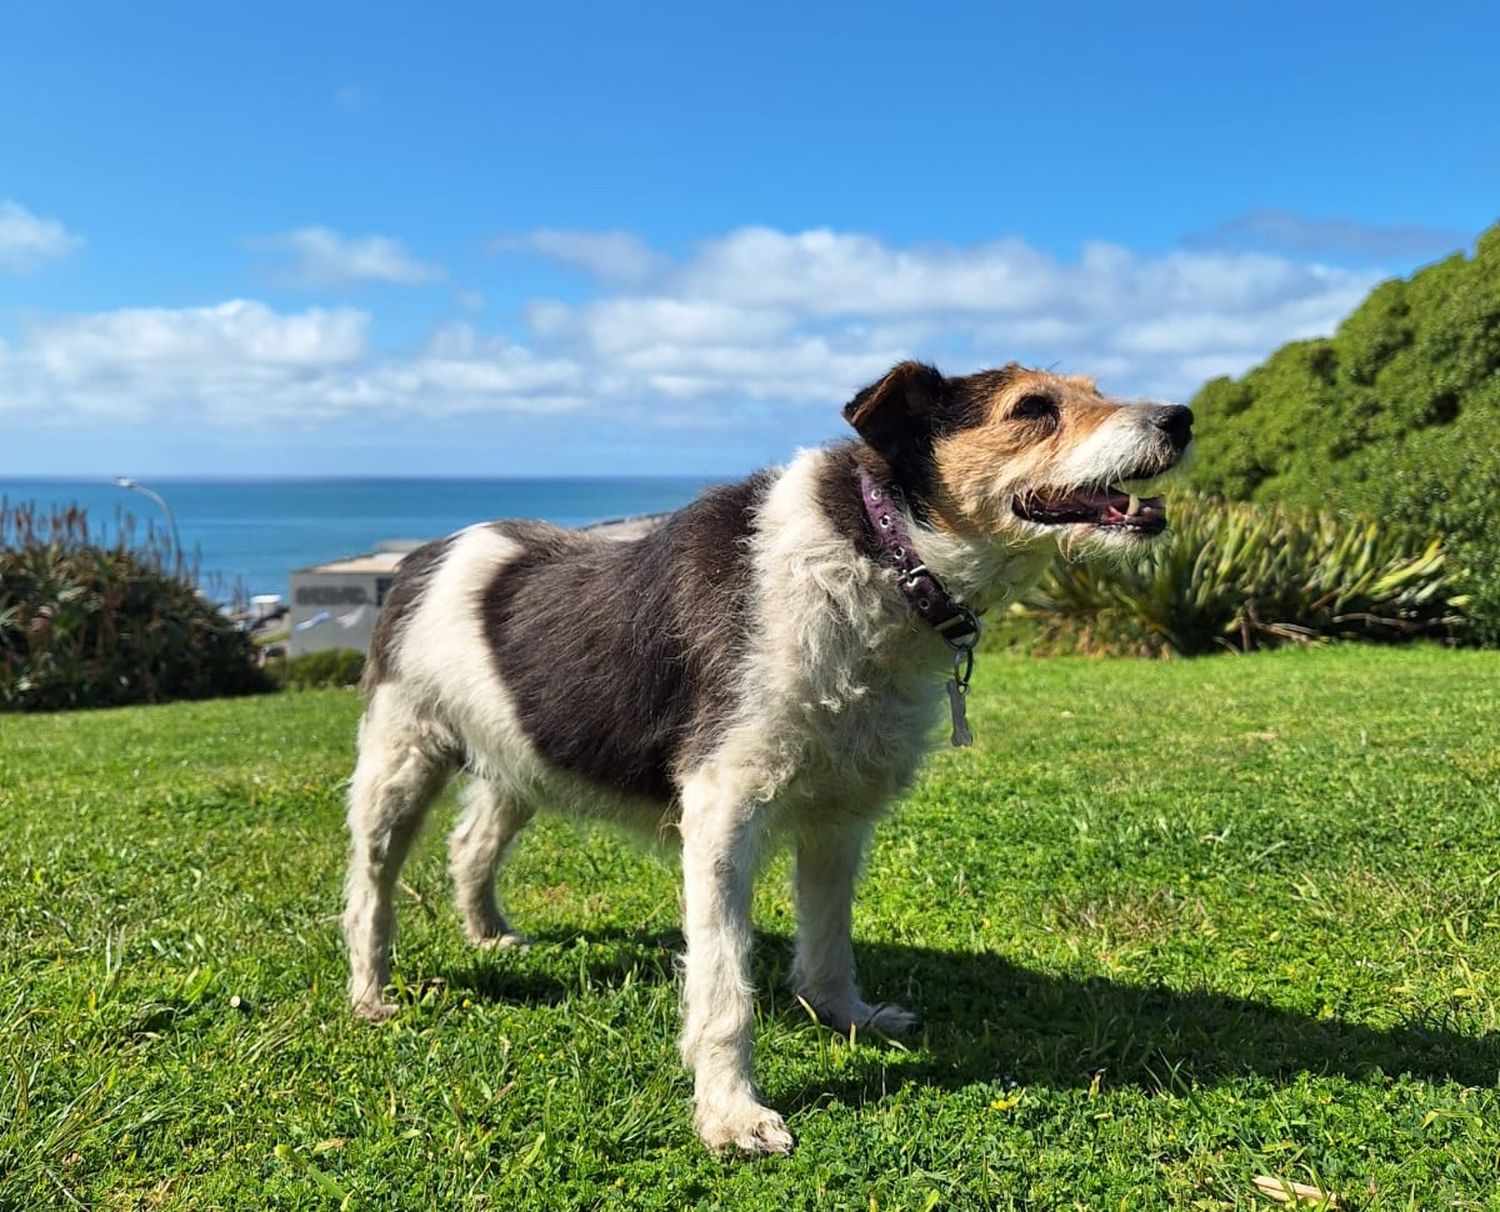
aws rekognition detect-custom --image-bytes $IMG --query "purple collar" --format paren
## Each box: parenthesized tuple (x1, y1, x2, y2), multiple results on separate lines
(858, 470, 981, 650)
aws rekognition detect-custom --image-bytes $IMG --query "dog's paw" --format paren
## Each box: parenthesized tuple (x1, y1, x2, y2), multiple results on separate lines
(472, 929, 530, 950)
(805, 997, 918, 1037)
(863, 1002, 917, 1036)
(462, 908, 530, 948)
(696, 1102, 795, 1157)
(352, 998, 398, 1024)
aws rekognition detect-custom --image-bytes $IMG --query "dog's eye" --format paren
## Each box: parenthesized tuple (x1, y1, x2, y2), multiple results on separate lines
(1012, 394, 1058, 424)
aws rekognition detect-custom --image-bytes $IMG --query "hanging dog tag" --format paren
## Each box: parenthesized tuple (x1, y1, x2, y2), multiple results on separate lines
(945, 677, 973, 748)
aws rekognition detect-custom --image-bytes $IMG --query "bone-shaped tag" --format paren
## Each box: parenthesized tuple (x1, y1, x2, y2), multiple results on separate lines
(946, 677, 974, 748)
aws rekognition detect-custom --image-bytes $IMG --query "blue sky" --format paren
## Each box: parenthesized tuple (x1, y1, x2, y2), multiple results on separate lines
(2, 0, 1496, 476)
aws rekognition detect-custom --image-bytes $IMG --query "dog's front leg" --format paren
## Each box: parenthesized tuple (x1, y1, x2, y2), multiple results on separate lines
(791, 820, 915, 1036)
(677, 769, 792, 1156)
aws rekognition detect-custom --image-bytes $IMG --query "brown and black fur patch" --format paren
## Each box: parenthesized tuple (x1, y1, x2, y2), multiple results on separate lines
(931, 367, 1149, 531)
(480, 473, 773, 801)
(840, 361, 1034, 527)
(846, 361, 1192, 539)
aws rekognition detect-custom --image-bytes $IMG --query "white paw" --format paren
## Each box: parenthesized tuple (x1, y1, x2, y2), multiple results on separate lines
(463, 911, 530, 948)
(352, 997, 397, 1024)
(696, 1102, 795, 1157)
(473, 929, 530, 950)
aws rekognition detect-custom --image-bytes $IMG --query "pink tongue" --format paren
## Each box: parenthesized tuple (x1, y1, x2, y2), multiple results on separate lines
(1036, 489, 1164, 517)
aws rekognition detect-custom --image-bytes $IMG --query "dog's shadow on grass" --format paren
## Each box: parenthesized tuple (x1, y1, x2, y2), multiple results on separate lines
(444, 928, 1500, 1105)
(802, 938, 1500, 1111)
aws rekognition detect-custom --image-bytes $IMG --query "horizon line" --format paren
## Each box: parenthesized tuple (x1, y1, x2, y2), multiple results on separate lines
(0, 471, 730, 485)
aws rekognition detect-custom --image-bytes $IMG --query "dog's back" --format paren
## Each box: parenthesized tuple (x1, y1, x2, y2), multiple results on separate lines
(362, 472, 774, 804)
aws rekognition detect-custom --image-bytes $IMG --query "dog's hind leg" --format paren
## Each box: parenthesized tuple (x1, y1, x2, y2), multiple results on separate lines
(677, 763, 793, 1157)
(343, 687, 453, 1022)
(448, 777, 534, 947)
(791, 818, 915, 1036)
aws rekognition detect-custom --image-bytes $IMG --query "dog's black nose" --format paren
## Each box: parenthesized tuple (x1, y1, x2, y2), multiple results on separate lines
(1150, 405, 1193, 451)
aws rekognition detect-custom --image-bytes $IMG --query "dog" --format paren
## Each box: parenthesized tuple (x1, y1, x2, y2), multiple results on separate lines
(341, 359, 1192, 1155)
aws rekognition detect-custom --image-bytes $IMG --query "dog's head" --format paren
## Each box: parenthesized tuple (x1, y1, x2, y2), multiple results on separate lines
(844, 361, 1193, 551)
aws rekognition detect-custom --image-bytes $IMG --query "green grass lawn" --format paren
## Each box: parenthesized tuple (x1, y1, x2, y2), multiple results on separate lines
(4, 646, 1500, 1210)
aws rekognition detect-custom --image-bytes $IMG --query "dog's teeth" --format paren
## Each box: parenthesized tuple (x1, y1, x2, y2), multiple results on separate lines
(1127, 494, 1142, 516)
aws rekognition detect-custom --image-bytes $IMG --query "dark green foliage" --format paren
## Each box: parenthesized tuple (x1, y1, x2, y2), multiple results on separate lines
(271, 647, 366, 689)
(1187, 221, 1500, 640)
(0, 500, 271, 711)
(1006, 492, 1466, 657)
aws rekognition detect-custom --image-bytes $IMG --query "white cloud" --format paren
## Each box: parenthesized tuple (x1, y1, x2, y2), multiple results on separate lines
(2, 225, 1388, 441)
(350, 324, 584, 415)
(674, 228, 1059, 314)
(491, 229, 668, 285)
(0, 302, 578, 424)
(248, 226, 446, 287)
(516, 227, 1381, 404)
(32, 299, 366, 370)
(2, 300, 367, 422)
(0, 199, 83, 271)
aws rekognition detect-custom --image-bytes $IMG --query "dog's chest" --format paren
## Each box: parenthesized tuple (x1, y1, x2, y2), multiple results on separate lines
(778, 652, 945, 810)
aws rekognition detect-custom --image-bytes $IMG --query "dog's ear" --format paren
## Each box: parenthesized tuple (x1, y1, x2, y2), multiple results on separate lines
(842, 361, 948, 459)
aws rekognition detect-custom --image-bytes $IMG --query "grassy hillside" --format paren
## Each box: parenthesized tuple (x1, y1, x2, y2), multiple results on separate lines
(4, 650, 1500, 1208)
(1186, 221, 1500, 642)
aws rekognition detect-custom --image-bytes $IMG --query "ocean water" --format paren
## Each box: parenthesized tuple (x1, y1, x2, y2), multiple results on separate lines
(0, 477, 717, 601)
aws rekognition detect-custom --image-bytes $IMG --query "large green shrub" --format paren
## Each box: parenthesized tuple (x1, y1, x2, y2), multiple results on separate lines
(1188, 220, 1500, 641)
(0, 502, 271, 711)
(1007, 492, 1466, 658)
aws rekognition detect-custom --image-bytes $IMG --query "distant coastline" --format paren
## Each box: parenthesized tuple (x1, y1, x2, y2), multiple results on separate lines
(0, 476, 716, 600)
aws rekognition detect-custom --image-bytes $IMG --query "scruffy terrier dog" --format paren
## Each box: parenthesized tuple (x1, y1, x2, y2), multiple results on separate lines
(342, 360, 1192, 1155)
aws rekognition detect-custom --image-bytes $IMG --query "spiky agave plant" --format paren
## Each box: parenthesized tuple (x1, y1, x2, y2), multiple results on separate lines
(1014, 492, 1468, 657)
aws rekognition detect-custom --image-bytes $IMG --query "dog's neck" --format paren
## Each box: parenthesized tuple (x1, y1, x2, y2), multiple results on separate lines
(909, 524, 1052, 615)
(856, 452, 1052, 617)
(856, 469, 982, 646)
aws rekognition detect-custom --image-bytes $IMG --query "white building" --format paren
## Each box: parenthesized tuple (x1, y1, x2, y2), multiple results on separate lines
(286, 540, 422, 658)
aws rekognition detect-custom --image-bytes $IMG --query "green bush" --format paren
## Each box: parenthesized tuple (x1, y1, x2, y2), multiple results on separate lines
(1005, 492, 1467, 657)
(0, 501, 271, 711)
(1187, 220, 1500, 641)
(270, 648, 365, 689)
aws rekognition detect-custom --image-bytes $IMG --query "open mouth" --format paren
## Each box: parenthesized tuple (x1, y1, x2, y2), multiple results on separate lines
(1013, 479, 1169, 535)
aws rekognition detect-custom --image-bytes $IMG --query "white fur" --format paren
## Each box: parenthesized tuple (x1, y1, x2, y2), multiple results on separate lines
(1055, 402, 1171, 489)
(669, 451, 956, 1151)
